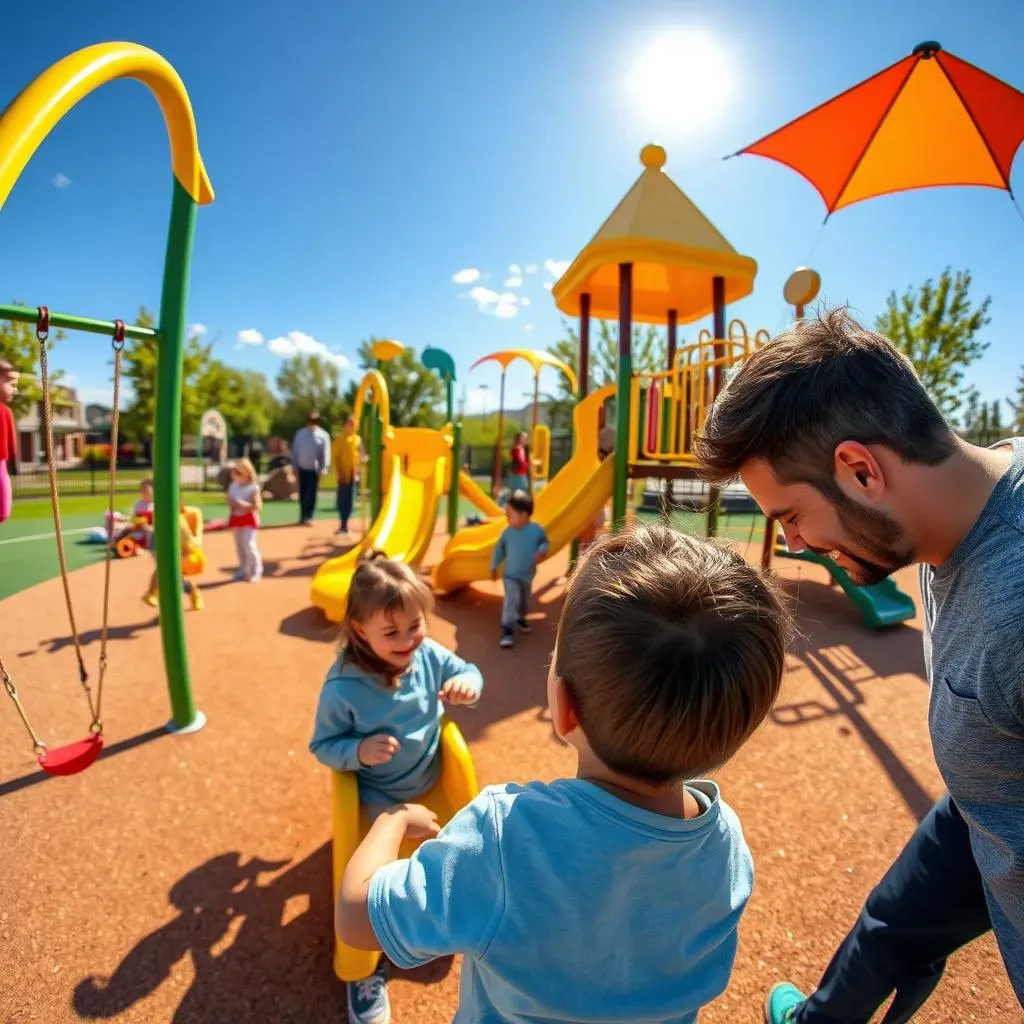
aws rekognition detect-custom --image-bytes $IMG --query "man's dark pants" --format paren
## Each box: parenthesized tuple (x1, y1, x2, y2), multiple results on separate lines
(297, 468, 319, 522)
(794, 793, 992, 1024)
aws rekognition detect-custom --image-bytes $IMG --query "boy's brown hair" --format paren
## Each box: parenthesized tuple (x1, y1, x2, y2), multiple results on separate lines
(341, 550, 435, 688)
(694, 306, 955, 496)
(555, 522, 789, 784)
(507, 490, 533, 516)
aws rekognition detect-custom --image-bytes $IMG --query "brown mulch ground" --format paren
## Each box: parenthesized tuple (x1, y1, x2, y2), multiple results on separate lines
(0, 518, 1018, 1023)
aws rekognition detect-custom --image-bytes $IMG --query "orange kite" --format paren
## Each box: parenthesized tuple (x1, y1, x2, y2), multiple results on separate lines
(737, 41, 1024, 216)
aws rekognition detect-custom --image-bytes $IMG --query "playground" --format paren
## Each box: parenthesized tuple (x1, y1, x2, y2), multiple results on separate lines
(2, 32, 1023, 1024)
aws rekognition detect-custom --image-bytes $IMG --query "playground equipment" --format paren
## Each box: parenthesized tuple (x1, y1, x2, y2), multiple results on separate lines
(0, 43, 212, 767)
(330, 718, 478, 980)
(468, 349, 576, 495)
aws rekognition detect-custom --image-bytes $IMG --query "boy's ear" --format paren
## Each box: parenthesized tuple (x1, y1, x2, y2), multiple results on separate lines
(552, 676, 580, 738)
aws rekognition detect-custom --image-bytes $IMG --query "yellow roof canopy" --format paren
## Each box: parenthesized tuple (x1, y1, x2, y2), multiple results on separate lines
(553, 144, 757, 325)
(470, 349, 577, 392)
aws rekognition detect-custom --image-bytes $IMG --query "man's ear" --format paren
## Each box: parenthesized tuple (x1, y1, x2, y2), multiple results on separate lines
(833, 441, 886, 504)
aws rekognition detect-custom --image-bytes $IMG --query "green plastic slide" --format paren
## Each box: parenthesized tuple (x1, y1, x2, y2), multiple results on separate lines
(775, 544, 915, 630)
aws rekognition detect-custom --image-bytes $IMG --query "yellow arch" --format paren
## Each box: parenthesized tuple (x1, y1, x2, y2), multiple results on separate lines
(0, 42, 214, 209)
(353, 370, 391, 429)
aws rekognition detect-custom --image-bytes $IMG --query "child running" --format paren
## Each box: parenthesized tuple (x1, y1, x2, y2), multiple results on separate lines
(228, 457, 263, 582)
(309, 549, 484, 1024)
(337, 522, 790, 1024)
(142, 500, 205, 611)
(0, 359, 19, 525)
(491, 489, 548, 648)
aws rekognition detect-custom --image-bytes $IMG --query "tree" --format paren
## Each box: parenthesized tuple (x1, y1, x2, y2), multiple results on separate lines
(196, 363, 277, 442)
(1009, 368, 1024, 434)
(0, 303, 66, 418)
(119, 307, 210, 443)
(345, 339, 446, 428)
(546, 320, 667, 431)
(274, 353, 347, 439)
(875, 268, 991, 422)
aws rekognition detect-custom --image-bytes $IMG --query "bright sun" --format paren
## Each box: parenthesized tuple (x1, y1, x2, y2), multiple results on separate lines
(629, 30, 733, 133)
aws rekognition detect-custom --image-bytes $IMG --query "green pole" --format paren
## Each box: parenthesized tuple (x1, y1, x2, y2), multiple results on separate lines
(612, 264, 633, 528)
(368, 408, 383, 521)
(154, 178, 202, 732)
(448, 419, 461, 536)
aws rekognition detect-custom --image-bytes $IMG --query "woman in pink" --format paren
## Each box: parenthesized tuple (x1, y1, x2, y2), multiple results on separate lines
(0, 360, 19, 524)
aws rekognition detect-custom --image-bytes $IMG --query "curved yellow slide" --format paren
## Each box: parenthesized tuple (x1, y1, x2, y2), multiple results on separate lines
(433, 385, 616, 593)
(458, 470, 503, 519)
(311, 429, 448, 623)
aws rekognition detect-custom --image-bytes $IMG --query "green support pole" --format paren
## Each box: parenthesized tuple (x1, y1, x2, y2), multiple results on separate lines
(369, 408, 383, 522)
(448, 419, 461, 536)
(154, 178, 202, 732)
(612, 264, 633, 529)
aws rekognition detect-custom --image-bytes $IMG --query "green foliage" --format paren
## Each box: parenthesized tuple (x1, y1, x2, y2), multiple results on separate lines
(0, 302, 66, 418)
(874, 268, 991, 422)
(1008, 368, 1024, 434)
(546, 319, 666, 430)
(344, 338, 447, 428)
(197, 364, 277, 439)
(274, 353, 347, 438)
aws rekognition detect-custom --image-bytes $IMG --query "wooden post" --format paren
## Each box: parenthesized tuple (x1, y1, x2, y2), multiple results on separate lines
(706, 276, 726, 538)
(492, 370, 506, 498)
(612, 265, 632, 528)
(569, 292, 591, 572)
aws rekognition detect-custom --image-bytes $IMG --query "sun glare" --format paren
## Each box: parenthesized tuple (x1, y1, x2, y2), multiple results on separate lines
(629, 30, 733, 134)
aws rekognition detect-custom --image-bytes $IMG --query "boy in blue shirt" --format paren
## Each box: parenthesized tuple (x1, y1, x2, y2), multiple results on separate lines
(490, 489, 549, 649)
(337, 522, 791, 1024)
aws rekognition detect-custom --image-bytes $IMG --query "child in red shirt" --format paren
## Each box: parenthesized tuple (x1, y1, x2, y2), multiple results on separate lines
(507, 431, 531, 495)
(0, 360, 19, 524)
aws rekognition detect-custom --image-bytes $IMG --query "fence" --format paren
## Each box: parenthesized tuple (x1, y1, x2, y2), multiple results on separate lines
(462, 434, 573, 479)
(11, 460, 219, 499)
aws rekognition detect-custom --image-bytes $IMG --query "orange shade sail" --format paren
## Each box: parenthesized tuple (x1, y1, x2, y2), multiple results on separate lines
(738, 42, 1024, 216)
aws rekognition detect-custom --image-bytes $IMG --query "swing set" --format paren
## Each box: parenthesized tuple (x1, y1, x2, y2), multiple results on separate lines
(0, 42, 214, 775)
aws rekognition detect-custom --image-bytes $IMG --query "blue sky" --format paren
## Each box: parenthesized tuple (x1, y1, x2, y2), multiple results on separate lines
(1, 0, 1022, 421)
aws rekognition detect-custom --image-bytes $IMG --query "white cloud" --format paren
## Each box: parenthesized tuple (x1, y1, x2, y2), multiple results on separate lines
(237, 328, 264, 346)
(525, 264, 538, 274)
(189, 322, 208, 337)
(452, 268, 480, 285)
(504, 275, 523, 288)
(464, 387, 494, 414)
(543, 282, 553, 291)
(266, 330, 349, 369)
(524, 324, 534, 333)
(544, 258, 569, 278)
(53, 173, 71, 189)
(520, 296, 531, 307)
(509, 263, 522, 275)
(468, 286, 519, 319)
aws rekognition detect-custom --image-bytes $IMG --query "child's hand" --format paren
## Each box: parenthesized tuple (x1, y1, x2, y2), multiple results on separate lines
(395, 803, 441, 840)
(440, 676, 478, 706)
(357, 734, 401, 766)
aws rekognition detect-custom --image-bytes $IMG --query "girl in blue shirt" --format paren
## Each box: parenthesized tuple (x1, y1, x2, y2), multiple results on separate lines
(309, 549, 483, 1024)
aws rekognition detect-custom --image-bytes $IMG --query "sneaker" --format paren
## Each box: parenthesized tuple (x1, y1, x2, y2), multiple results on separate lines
(233, 570, 247, 582)
(191, 591, 204, 611)
(764, 982, 806, 1023)
(248, 574, 262, 583)
(499, 633, 514, 649)
(517, 618, 531, 633)
(347, 959, 390, 1024)
(142, 592, 158, 608)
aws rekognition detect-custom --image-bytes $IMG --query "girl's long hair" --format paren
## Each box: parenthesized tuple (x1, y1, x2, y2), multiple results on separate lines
(340, 550, 434, 688)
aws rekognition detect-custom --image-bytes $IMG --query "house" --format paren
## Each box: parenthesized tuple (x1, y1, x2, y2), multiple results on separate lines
(15, 381, 87, 467)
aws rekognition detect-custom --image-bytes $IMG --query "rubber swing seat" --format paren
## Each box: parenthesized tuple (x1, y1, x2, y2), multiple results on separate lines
(38, 735, 104, 776)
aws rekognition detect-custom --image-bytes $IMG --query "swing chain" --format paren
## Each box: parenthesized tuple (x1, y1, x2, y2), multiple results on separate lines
(93, 321, 126, 734)
(0, 655, 47, 758)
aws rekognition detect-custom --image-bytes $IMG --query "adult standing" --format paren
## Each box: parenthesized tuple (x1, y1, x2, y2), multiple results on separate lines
(695, 307, 1024, 1023)
(331, 414, 362, 534)
(291, 409, 330, 525)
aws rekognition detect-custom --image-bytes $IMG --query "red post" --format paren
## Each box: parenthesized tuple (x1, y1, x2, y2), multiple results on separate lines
(579, 292, 591, 399)
(667, 308, 677, 368)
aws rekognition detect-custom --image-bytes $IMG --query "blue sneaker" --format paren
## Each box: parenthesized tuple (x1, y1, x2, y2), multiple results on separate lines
(765, 982, 806, 1023)
(346, 958, 390, 1024)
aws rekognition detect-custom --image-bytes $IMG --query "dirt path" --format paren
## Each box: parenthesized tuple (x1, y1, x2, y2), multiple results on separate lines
(0, 520, 1016, 1023)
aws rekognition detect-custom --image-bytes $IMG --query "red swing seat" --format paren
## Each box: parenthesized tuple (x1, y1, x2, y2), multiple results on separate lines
(38, 735, 104, 776)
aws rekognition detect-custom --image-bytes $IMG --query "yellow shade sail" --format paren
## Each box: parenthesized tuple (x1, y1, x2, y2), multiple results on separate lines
(470, 349, 577, 392)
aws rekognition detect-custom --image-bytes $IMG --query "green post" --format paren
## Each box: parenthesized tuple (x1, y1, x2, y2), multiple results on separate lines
(612, 265, 633, 528)
(154, 179, 202, 732)
(368, 408, 383, 522)
(448, 419, 461, 536)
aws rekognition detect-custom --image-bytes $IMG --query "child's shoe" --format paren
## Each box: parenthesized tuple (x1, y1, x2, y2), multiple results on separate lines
(191, 590, 204, 611)
(517, 618, 531, 633)
(346, 957, 390, 1024)
(499, 629, 514, 649)
(764, 982, 806, 1023)
(142, 592, 158, 608)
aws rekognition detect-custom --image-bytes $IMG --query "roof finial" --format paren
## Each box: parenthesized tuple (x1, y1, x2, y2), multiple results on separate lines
(912, 40, 941, 59)
(640, 143, 667, 170)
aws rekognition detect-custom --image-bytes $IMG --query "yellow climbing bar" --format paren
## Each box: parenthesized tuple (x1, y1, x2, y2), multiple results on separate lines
(0, 41, 214, 210)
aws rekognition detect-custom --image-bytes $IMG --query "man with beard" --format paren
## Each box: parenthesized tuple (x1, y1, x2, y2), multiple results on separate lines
(695, 307, 1024, 1024)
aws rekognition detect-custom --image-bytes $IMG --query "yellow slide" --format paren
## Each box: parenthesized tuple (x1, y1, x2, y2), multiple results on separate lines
(433, 385, 615, 593)
(311, 428, 449, 622)
(458, 470, 503, 519)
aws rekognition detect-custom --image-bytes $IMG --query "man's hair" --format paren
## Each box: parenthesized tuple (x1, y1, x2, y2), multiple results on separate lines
(694, 307, 955, 495)
(307, 409, 321, 425)
(555, 522, 789, 785)
(507, 490, 534, 515)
